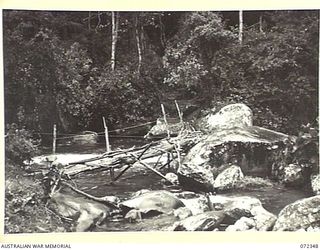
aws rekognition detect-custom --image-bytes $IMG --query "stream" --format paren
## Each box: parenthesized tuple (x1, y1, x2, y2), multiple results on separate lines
(38, 139, 312, 232)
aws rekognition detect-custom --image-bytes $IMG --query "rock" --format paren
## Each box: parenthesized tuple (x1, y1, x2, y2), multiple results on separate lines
(213, 165, 244, 191)
(273, 195, 320, 231)
(234, 176, 274, 190)
(306, 226, 320, 232)
(120, 190, 185, 217)
(100, 195, 120, 205)
(131, 189, 151, 198)
(180, 195, 210, 215)
(225, 217, 255, 231)
(145, 118, 183, 138)
(163, 173, 179, 185)
(49, 192, 113, 232)
(281, 163, 305, 186)
(311, 174, 320, 195)
(177, 163, 215, 192)
(250, 205, 277, 231)
(125, 209, 142, 222)
(209, 195, 276, 231)
(72, 131, 98, 145)
(174, 207, 193, 220)
(182, 125, 289, 180)
(171, 211, 225, 231)
(174, 191, 200, 199)
(200, 103, 253, 132)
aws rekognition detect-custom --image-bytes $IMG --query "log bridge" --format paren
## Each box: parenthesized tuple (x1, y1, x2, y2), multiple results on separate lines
(58, 129, 201, 186)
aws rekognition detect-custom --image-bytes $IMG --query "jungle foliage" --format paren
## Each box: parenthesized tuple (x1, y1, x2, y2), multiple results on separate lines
(3, 10, 319, 137)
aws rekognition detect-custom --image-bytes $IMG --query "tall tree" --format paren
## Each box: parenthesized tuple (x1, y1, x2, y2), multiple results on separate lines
(239, 10, 243, 44)
(111, 11, 119, 71)
(135, 13, 142, 74)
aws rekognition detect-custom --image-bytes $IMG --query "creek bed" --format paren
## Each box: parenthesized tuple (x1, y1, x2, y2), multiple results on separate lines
(37, 140, 313, 231)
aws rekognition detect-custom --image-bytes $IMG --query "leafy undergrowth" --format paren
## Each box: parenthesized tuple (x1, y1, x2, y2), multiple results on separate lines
(5, 163, 71, 233)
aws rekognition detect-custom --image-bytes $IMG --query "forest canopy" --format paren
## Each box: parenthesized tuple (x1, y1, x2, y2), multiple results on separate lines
(3, 10, 319, 138)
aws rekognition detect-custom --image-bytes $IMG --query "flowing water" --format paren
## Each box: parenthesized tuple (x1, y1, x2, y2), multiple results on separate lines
(39, 139, 312, 231)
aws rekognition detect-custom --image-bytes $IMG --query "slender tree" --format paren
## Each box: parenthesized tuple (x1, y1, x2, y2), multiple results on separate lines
(239, 10, 243, 44)
(135, 14, 142, 74)
(111, 11, 119, 71)
(259, 14, 263, 33)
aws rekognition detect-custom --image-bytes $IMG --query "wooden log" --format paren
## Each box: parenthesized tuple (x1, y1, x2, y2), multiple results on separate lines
(110, 164, 132, 184)
(161, 104, 170, 138)
(175, 100, 183, 124)
(61, 181, 119, 209)
(53, 124, 57, 155)
(129, 153, 174, 184)
(64, 133, 201, 177)
(103, 117, 110, 152)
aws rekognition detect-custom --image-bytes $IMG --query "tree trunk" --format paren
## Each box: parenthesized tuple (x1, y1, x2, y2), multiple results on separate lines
(259, 14, 263, 33)
(88, 11, 91, 31)
(135, 14, 142, 74)
(239, 10, 243, 44)
(111, 11, 119, 71)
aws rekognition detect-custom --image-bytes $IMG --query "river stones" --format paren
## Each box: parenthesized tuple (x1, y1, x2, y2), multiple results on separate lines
(225, 217, 256, 231)
(163, 173, 179, 185)
(311, 174, 320, 195)
(173, 207, 193, 220)
(179, 195, 210, 215)
(209, 195, 276, 231)
(273, 195, 320, 231)
(121, 190, 185, 219)
(280, 163, 305, 187)
(171, 211, 225, 231)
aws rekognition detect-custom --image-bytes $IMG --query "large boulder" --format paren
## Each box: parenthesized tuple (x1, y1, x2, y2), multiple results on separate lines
(273, 195, 320, 231)
(49, 192, 114, 232)
(213, 165, 244, 191)
(311, 174, 320, 195)
(177, 163, 215, 192)
(171, 211, 225, 231)
(199, 103, 253, 132)
(120, 190, 185, 217)
(182, 126, 289, 180)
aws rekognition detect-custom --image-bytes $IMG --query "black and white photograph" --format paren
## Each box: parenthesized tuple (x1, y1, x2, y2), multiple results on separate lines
(2, 7, 320, 236)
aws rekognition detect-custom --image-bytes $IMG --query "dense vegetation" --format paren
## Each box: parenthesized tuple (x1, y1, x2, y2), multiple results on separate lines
(4, 10, 318, 138)
(3, 10, 319, 233)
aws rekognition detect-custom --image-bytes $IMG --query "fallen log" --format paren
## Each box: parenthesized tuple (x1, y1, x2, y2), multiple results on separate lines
(63, 131, 202, 177)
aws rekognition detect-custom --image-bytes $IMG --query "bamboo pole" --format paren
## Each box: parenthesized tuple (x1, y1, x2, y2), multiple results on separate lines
(110, 165, 132, 184)
(53, 124, 57, 155)
(102, 117, 110, 152)
(161, 104, 170, 138)
(175, 100, 183, 124)
(127, 152, 173, 184)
